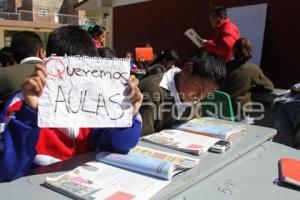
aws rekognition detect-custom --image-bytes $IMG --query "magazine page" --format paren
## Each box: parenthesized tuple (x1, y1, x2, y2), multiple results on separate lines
(174, 117, 246, 139)
(142, 129, 220, 155)
(45, 161, 170, 200)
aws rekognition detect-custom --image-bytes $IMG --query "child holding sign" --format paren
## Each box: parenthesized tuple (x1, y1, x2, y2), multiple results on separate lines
(0, 26, 143, 181)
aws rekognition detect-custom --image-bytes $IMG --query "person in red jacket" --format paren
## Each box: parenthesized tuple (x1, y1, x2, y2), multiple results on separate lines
(200, 6, 240, 62)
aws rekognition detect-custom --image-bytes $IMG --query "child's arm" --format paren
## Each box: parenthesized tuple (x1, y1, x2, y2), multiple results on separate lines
(0, 64, 47, 181)
(93, 113, 142, 153)
(0, 103, 40, 181)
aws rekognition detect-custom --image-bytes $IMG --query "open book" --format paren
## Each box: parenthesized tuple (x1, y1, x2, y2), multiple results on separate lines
(173, 117, 246, 140)
(184, 28, 203, 48)
(142, 129, 220, 155)
(44, 146, 199, 200)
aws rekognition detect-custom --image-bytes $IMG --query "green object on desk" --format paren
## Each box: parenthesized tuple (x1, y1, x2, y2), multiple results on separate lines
(201, 90, 235, 122)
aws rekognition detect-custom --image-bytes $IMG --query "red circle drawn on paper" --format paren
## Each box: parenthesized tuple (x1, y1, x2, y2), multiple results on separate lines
(45, 57, 65, 78)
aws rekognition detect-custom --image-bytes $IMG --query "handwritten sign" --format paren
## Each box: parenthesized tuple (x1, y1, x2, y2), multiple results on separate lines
(38, 56, 132, 128)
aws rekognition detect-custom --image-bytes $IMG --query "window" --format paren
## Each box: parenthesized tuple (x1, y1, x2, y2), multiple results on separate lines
(39, 7, 48, 16)
(0, 0, 7, 12)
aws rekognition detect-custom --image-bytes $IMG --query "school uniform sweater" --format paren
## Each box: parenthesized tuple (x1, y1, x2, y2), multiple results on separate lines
(0, 92, 141, 181)
(222, 60, 274, 115)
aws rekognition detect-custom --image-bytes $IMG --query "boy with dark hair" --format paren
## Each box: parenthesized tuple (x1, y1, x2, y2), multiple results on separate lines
(0, 25, 143, 181)
(200, 6, 240, 61)
(139, 52, 226, 136)
(0, 31, 45, 111)
(47, 25, 98, 57)
(11, 31, 44, 64)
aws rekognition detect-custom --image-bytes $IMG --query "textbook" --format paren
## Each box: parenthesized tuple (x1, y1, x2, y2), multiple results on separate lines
(173, 117, 246, 140)
(279, 158, 300, 187)
(142, 129, 220, 155)
(44, 146, 199, 200)
(184, 28, 203, 48)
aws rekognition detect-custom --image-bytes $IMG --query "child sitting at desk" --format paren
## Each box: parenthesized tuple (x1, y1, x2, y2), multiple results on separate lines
(222, 38, 274, 121)
(0, 26, 143, 181)
(139, 51, 226, 136)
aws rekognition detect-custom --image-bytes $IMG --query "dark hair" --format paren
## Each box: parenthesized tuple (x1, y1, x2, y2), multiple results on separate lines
(46, 25, 98, 57)
(98, 47, 116, 58)
(151, 50, 179, 66)
(211, 6, 227, 19)
(234, 38, 252, 62)
(11, 31, 43, 63)
(0, 47, 15, 67)
(190, 51, 226, 86)
(88, 25, 106, 39)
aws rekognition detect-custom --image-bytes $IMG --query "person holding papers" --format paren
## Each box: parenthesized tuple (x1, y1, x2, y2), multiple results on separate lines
(139, 51, 226, 136)
(0, 26, 143, 181)
(200, 6, 240, 62)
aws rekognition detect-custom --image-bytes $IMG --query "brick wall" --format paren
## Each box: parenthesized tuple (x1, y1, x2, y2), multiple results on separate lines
(113, 0, 300, 88)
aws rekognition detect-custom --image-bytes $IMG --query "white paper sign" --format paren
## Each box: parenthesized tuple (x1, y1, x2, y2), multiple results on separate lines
(38, 56, 132, 128)
(184, 28, 203, 48)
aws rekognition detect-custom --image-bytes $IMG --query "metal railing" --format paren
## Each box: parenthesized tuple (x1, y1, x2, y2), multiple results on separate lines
(0, 10, 101, 25)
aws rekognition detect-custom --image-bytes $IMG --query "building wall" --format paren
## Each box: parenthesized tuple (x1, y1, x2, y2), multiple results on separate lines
(31, 0, 79, 24)
(113, 0, 300, 88)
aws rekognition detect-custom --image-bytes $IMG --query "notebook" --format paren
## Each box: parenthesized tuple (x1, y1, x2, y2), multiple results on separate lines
(279, 158, 300, 187)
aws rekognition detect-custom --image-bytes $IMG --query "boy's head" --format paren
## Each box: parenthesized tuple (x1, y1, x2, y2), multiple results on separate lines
(46, 25, 98, 57)
(209, 6, 227, 28)
(176, 52, 226, 103)
(11, 31, 44, 63)
(154, 50, 179, 69)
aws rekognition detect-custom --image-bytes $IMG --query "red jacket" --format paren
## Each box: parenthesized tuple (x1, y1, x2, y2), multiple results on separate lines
(206, 18, 240, 61)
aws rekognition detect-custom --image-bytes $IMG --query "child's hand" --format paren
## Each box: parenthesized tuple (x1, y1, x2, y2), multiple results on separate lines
(127, 75, 143, 116)
(21, 64, 47, 110)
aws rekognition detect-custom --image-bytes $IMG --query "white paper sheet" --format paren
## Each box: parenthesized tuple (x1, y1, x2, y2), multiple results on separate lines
(38, 56, 132, 128)
(184, 28, 203, 48)
(228, 4, 268, 65)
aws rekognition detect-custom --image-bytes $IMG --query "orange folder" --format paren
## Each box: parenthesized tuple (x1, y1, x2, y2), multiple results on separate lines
(279, 158, 300, 187)
(135, 47, 154, 61)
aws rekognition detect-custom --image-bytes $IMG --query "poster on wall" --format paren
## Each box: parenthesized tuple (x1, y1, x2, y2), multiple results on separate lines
(227, 3, 267, 66)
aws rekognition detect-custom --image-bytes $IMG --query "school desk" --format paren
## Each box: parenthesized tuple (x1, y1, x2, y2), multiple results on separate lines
(0, 124, 284, 200)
